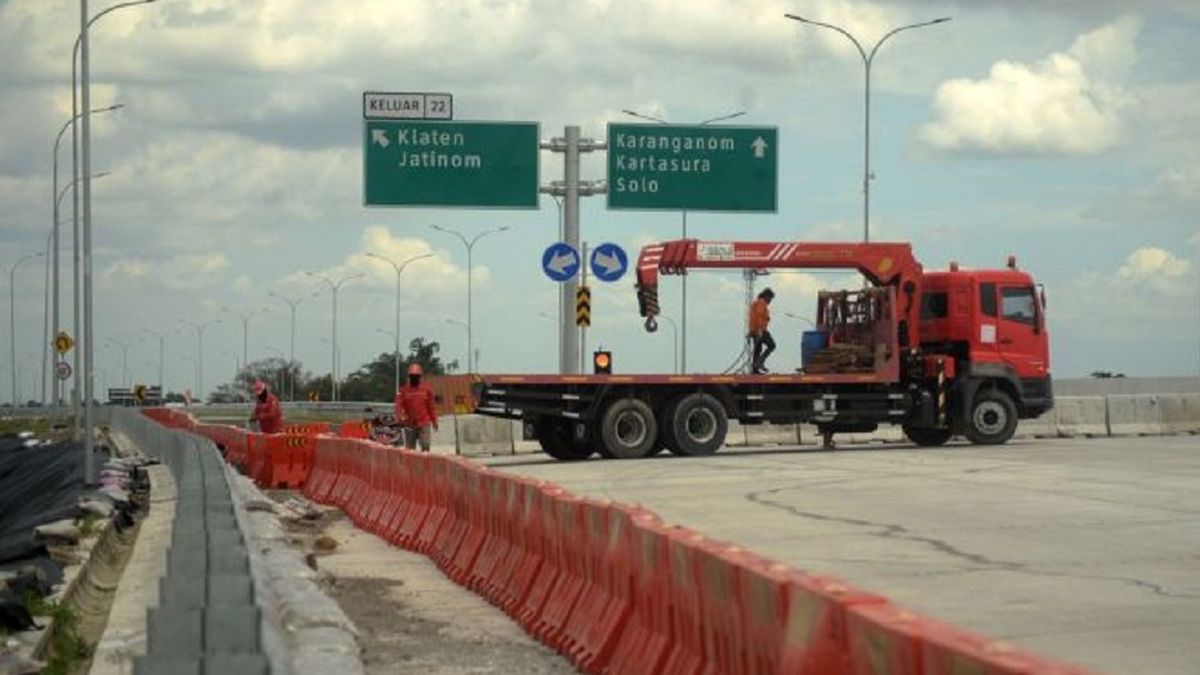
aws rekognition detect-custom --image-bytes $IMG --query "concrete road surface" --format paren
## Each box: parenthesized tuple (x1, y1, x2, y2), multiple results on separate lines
(484, 436, 1200, 675)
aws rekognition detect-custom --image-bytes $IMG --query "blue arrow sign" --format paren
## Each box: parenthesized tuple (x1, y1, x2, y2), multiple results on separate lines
(590, 243, 628, 282)
(542, 242, 580, 282)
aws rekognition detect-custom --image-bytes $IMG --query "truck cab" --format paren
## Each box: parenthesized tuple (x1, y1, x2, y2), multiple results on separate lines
(919, 259, 1053, 432)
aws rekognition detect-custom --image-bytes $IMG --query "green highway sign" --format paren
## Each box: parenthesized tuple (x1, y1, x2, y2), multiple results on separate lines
(607, 123, 778, 212)
(364, 120, 539, 208)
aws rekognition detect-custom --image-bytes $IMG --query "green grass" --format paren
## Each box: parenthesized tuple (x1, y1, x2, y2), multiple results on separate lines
(0, 416, 53, 436)
(23, 594, 91, 675)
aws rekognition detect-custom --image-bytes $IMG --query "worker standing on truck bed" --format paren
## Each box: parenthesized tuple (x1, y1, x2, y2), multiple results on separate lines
(250, 380, 284, 434)
(749, 288, 776, 374)
(394, 363, 439, 452)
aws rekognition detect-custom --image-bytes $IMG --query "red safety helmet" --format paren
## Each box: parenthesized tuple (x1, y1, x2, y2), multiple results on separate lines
(252, 380, 267, 396)
(407, 363, 423, 376)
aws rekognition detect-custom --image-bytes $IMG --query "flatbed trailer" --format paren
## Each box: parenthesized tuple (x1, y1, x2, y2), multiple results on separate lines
(475, 239, 1054, 460)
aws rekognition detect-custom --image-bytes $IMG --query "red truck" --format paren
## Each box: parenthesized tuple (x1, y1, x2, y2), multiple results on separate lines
(475, 239, 1052, 460)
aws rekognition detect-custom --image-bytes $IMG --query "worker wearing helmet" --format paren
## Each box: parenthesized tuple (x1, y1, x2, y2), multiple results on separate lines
(394, 363, 439, 451)
(749, 288, 776, 374)
(249, 380, 284, 434)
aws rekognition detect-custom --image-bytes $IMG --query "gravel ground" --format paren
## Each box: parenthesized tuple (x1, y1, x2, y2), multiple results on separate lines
(276, 497, 575, 675)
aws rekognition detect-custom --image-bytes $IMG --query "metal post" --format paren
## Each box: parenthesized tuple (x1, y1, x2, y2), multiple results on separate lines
(42, 234, 51, 405)
(564, 126, 581, 374)
(10, 253, 44, 405)
(81, 0, 96, 469)
(580, 240, 588, 373)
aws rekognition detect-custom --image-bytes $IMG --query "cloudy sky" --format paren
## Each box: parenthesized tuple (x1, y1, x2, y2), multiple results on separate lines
(1, 0, 1198, 400)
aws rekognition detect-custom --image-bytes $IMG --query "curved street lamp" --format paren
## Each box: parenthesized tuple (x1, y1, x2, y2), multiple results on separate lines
(431, 225, 509, 373)
(366, 251, 434, 392)
(307, 271, 364, 402)
(10, 252, 45, 405)
(784, 13, 951, 242)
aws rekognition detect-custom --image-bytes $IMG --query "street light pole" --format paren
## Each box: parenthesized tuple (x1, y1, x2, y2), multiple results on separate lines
(445, 318, 469, 370)
(658, 314, 680, 373)
(366, 251, 433, 393)
(143, 329, 167, 394)
(179, 319, 219, 403)
(621, 108, 746, 373)
(10, 252, 45, 406)
(307, 272, 363, 402)
(431, 225, 509, 374)
(784, 13, 951, 242)
(268, 291, 314, 402)
(104, 337, 132, 388)
(76, 0, 158, 477)
(51, 105, 120, 410)
(221, 307, 268, 376)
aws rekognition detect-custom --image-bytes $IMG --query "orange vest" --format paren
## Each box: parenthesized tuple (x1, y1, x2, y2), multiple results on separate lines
(749, 298, 770, 334)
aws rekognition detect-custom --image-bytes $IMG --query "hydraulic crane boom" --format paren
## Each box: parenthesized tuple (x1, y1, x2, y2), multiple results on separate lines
(635, 239, 925, 347)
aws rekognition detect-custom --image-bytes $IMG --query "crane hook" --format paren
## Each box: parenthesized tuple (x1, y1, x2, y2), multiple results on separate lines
(644, 317, 658, 333)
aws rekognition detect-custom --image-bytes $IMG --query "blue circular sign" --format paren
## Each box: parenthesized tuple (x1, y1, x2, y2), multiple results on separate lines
(590, 243, 628, 282)
(542, 242, 580, 283)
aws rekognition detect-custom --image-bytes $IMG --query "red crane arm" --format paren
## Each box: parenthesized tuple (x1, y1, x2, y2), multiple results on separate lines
(635, 239, 924, 345)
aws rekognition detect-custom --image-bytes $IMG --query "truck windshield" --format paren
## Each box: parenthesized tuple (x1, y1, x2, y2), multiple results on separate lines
(921, 292, 948, 319)
(1001, 287, 1036, 326)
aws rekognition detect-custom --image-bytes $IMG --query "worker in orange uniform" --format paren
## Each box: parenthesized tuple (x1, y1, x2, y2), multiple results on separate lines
(250, 380, 284, 434)
(394, 363, 439, 452)
(748, 287, 776, 374)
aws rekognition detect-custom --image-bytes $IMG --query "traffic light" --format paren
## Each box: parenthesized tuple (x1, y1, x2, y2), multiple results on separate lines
(576, 285, 591, 327)
(593, 350, 612, 375)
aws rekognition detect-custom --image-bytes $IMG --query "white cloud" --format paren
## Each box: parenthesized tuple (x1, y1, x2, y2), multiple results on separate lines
(1117, 246, 1193, 295)
(919, 16, 1140, 155)
(100, 252, 231, 290)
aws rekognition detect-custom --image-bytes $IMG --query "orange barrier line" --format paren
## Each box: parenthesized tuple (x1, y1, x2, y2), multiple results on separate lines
(143, 407, 1097, 675)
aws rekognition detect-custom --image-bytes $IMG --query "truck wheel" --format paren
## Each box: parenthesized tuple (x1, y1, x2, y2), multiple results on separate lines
(669, 393, 727, 456)
(599, 398, 658, 459)
(964, 389, 1017, 445)
(903, 426, 954, 447)
(657, 396, 684, 456)
(535, 421, 592, 461)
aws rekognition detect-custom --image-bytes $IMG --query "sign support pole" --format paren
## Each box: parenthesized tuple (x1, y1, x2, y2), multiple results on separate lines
(580, 241, 588, 373)
(540, 126, 606, 375)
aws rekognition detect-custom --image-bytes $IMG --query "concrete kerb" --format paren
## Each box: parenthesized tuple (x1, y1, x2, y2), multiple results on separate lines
(742, 421, 801, 446)
(225, 464, 364, 675)
(1054, 396, 1108, 438)
(1106, 394, 1164, 436)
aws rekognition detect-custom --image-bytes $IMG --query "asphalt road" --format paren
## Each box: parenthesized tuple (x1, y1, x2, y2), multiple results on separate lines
(484, 435, 1200, 675)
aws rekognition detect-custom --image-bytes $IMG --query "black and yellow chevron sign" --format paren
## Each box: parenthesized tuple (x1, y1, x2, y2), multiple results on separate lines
(576, 285, 591, 327)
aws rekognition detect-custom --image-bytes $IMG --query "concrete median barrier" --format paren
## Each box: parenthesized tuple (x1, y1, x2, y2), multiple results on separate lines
(845, 425, 905, 445)
(1014, 407, 1058, 439)
(1054, 396, 1108, 438)
(1106, 395, 1164, 436)
(742, 422, 801, 446)
(455, 415, 515, 456)
(1158, 393, 1200, 435)
(723, 420, 748, 447)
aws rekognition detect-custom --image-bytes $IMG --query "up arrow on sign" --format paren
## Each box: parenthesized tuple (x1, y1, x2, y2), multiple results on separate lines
(752, 136, 768, 158)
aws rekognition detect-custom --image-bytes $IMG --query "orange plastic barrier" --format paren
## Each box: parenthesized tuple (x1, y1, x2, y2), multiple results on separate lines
(337, 419, 372, 439)
(143, 411, 1099, 675)
(283, 422, 331, 436)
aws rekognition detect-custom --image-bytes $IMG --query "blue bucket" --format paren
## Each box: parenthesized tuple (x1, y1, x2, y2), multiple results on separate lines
(801, 330, 828, 368)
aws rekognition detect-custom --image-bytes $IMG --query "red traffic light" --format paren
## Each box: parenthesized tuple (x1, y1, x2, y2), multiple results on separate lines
(593, 351, 612, 374)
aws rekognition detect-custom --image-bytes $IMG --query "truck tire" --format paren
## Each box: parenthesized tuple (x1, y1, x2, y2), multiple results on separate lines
(599, 398, 658, 459)
(535, 421, 592, 461)
(668, 393, 727, 456)
(963, 389, 1018, 445)
(657, 396, 684, 456)
(903, 425, 954, 447)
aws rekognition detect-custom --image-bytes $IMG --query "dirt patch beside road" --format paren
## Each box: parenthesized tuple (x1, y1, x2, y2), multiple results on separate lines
(275, 496, 574, 675)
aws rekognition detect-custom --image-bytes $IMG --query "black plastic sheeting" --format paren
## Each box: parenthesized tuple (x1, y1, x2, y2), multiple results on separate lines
(0, 440, 84, 565)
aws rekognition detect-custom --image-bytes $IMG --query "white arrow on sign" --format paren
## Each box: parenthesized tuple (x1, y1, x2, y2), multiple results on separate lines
(548, 250, 578, 274)
(372, 129, 390, 148)
(593, 251, 624, 275)
(751, 136, 768, 159)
